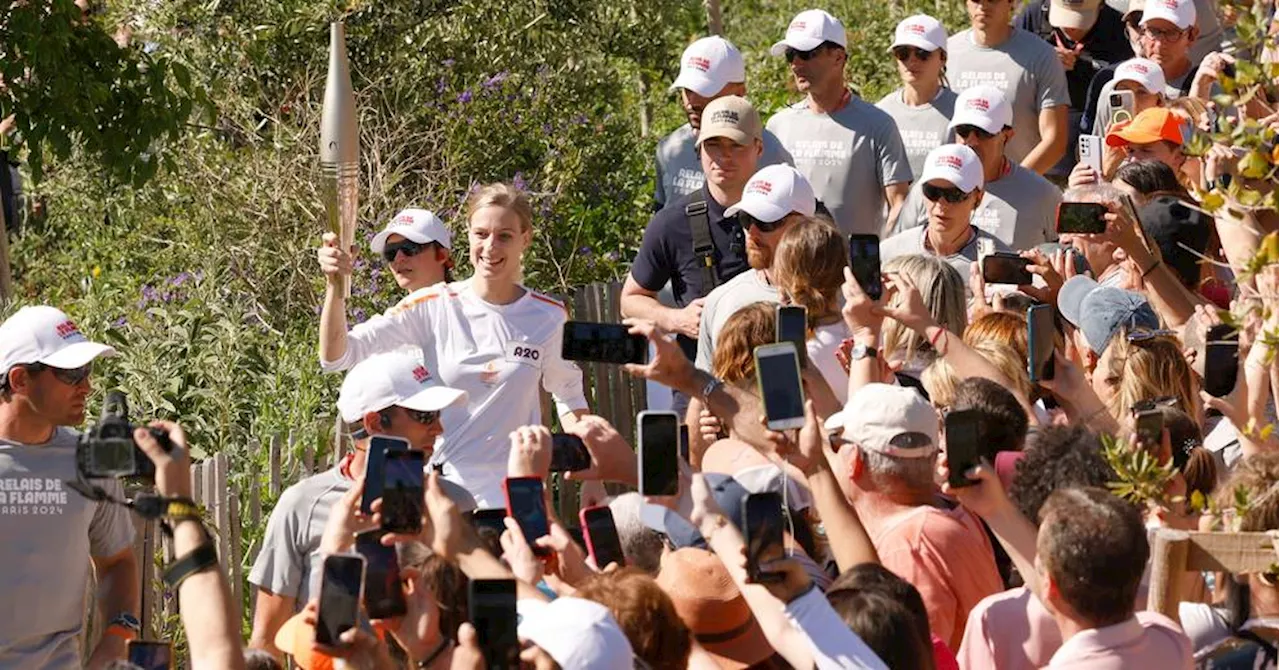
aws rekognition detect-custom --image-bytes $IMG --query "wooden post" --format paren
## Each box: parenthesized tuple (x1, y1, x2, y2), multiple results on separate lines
(1148, 528, 1191, 620)
(0, 197, 12, 304)
(269, 434, 283, 498)
(704, 0, 724, 35)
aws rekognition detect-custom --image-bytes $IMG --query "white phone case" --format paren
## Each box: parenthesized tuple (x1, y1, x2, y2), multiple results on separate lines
(1078, 135, 1103, 175)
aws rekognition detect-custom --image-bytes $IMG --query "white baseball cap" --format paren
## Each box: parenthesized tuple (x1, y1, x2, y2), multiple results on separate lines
(337, 351, 467, 423)
(518, 598, 635, 670)
(949, 85, 1014, 135)
(770, 9, 847, 56)
(370, 208, 452, 254)
(669, 36, 746, 98)
(841, 383, 939, 458)
(1141, 0, 1196, 29)
(0, 306, 116, 378)
(919, 144, 985, 194)
(723, 165, 817, 223)
(891, 15, 947, 52)
(1113, 58, 1167, 94)
(1049, 0, 1103, 29)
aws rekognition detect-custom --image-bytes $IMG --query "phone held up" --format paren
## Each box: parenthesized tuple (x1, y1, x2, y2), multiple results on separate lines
(638, 410, 680, 497)
(561, 321, 647, 365)
(981, 251, 1033, 285)
(503, 476, 552, 556)
(848, 234, 882, 301)
(469, 578, 519, 669)
(776, 304, 808, 368)
(743, 492, 786, 583)
(363, 434, 409, 515)
(945, 409, 984, 489)
(380, 449, 425, 534)
(755, 342, 806, 431)
(316, 553, 366, 647)
(580, 505, 627, 569)
(1027, 304, 1056, 382)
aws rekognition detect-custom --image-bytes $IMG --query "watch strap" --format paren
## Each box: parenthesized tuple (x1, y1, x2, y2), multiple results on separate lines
(700, 374, 725, 400)
(164, 498, 202, 521)
(163, 542, 219, 589)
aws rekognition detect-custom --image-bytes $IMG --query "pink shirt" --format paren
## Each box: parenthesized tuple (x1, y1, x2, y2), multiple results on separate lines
(871, 505, 1004, 651)
(1047, 612, 1193, 669)
(958, 587, 1061, 670)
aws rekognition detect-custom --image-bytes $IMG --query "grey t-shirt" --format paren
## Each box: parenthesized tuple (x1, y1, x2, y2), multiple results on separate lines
(653, 124, 795, 210)
(249, 468, 350, 607)
(875, 88, 959, 181)
(881, 225, 1012, 283)
(893, 162, 1061, 251)
(0, 427, 135, 670)
(947, 28, 1071, 165)
(695, 269, 780, 372)
(766, 94, 913, 236)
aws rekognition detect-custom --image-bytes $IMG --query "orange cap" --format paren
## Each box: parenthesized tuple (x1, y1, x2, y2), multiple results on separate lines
(1105, 108, 1189, 148)
(273, 612, 337, 670)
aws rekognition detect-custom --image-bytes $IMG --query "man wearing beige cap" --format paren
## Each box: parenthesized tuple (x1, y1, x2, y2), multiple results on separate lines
(654, 36, 793, 211)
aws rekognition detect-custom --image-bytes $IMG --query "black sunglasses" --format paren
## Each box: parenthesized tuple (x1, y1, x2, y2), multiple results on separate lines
(405, 408, 441, 425)
(26, 362, 93, 386)
(1130, 396, 1178, 414)
(893, 46, 933, 62)
(382, 240, 430, 264)
(954, 124, 996, 140)
(737, 212, 786, 233)
(921, 183, 973, 203)
(785, 43, 832, 63)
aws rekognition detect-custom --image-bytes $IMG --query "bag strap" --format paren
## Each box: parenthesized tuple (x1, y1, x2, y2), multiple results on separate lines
(1233, 628, 1278, 665)
(686, 200, 720, 292)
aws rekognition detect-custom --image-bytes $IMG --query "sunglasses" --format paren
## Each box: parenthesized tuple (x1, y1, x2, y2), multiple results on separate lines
(1131, 396, 1178, 413)
(893, 46, 933, 62)
(737, 212, 786, 233)
(921, 183, 974, 203)
(405, 408, 441, 425)
(785, 43, 831, 62)
(1140, 25, 1188, 41)
(954, 124, 996, 140)
(1126, 328, 1177, 343)
(382, 240, 430, 264)
(26, 362, 93, 386)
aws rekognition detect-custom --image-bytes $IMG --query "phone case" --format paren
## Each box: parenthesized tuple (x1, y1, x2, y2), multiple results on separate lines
(503, 477, 551, 554)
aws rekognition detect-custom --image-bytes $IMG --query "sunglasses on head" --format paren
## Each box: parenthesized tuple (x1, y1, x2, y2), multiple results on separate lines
(954, 124, 996, 140)
(1131, 396, 1178, 413)
(405, 408, 441, 425)
(893, 46, 933, 62)
(737, 212, 786, 233)
(26, 362, 93, 386)
(785, 43, 832, 63)
(1126, 328, 1177, 343)
(921, 183, 973, 203)
(382, 240, 430, 263)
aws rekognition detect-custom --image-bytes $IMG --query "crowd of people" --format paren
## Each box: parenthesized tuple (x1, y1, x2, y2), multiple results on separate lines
(1, 1, 1278, 669)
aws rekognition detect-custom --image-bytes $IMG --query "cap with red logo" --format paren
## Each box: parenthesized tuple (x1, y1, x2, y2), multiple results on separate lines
(0, 306, 117, 378)
(1112, 57, 1167, 94)
(669, 37, 746, 98)
(337, 351, 468, 423)
(948, 85, 1014, 135)
(370, 208, 452, 254)
(919, 144, 985, 194)
(724, 164, 817, 223)
(770, 9, 847, 56)
(1140, 0, 1196, 30)
(891, 14, 947, 52)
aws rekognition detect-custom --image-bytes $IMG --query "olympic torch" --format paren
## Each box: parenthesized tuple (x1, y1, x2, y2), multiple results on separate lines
(320, 21, 359, 297)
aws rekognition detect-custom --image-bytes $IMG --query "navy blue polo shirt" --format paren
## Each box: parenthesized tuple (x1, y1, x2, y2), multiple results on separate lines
(629, 186, 749, 359)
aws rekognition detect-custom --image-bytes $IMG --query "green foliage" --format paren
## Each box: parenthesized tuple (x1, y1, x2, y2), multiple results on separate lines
(1102, 433, 1179, 508)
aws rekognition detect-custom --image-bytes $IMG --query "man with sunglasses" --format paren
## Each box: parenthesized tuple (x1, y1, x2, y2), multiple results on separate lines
(368, 208, 454, 292)
(249, 350, 470, 660)
(764, 9, 912, 238)
(0, 306, 140, 669)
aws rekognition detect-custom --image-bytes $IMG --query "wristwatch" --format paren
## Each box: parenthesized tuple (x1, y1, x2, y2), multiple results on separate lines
(850, 343, 878, 361)
(105, 612, 141, 641)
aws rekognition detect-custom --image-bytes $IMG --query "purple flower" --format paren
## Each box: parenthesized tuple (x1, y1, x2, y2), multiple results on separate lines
(314, 305, 323, 316)
(193, 270, 205, 282)
(111, 316, 128, 328)
(436, 78, 447, 94)
(578, 246, 593, 256)
(572, 113, 589, 126)
(542, 123, 553, 134)
(512, 172, 527, 191)
(605, 251, 619, 262)
(170, 272, 191, 287)
(482, 71, 509, 89)
(442, 59, 456, 67)
(352, 308, 367, 323)
(457, 90, 473, 104)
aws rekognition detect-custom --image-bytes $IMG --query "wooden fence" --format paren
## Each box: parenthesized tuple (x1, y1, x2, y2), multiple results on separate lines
(81, 281, 649, 647)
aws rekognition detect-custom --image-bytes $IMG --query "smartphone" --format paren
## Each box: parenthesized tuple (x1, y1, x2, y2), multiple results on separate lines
(776, 305, 809, 368)
(1204, 324, 1239, 398)
(1056, 202, 1109, 234)
(982, 251, 1033, 285)
(471, 508, 509, 535)
(1027, 304, 1056, 382)
(503, 476, 551, 555)
(549, 433, 592, 472)
(678, 424, 690, 463)
(126, 641, 172, 670)
(381, 449, 425, 534)
(638, 410, 679, 496)
(363, 434, 409, 515)
(754, 343, 806, 431)
(355, 529, 408, 619)
(1078, 134, 1103, 175)
(945, 409, 984, 489)
(316, 553, 365, 647)
(580, 505, 627, 569)
(469, 579, 519, 669)
(848, 234, 882, 301)
(742, 492, 786, 583)
(1134, 408, 1165, 449)
(1108, 90, 1136, 123)
(561, 321, 647, 365)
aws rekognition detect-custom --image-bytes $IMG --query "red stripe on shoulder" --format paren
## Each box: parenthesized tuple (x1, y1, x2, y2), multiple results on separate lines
(388, 289, 453, 315)
(529, 292, 567, 313)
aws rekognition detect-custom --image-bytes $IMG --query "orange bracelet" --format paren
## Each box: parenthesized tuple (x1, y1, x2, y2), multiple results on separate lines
(929, 326, 947, 349)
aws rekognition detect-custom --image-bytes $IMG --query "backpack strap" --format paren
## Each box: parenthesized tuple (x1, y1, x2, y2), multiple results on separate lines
(686, 200, 720, 292)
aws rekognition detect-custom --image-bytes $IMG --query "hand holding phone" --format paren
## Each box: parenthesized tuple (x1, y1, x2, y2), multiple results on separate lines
(1056, 202, 1109, 234)
(549, 433, 592, 472)
(504, 476, 551, 555)
(945, 409, 983, 489)
(1133, 409, 1165, 451)
(1203, 324, 1239, 398)
(638, 411, 679, 496)
(743, 492, 786, 583)
(1078, 134, 1103, 175)
(363, 435, 409, 515)
(316, 553, 366, 647)
(754, 343, 806, 431)
(981, 252, 1033, 285)
(580, 505, 627, 569)
(381, 450, 425, 534)
(562, 321, 647, 365)
(848, 234, 882, 301)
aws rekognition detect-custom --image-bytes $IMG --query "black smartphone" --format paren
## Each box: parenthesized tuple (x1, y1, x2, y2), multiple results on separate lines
(638, 411, 680, 496)
(1056, 202, 1109, 234)
(776, 305, 808, 368)
(982, 251, 1033, 285)
(363, 434, 409, 515)
(1134, 408, 1165, 450)
(1204, 324, 1239, 398)
(316, 553, 365, 647)
(381, 450, 425, 534)
(1027, 304, 1056, 382)
(742, 492, 786, 583)
(503, 476, 551, 555)
(549, 433, 592, 472)
(470, 508, 508, 535)
(945, 409, 984, 489)
(355, 529, 408, 620)
(678, 424, 690, 463)
(848, 233, 883, 300)
(126, 641, 172, 670)
(580, 505, 627, 569)
(561, 321, 647, 365)
(755, 343, 807, 431)
(469, 578, 519, 669)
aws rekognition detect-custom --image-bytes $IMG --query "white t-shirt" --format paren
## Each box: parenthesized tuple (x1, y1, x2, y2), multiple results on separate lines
(322, 280, 589, 506)
(654, 124, 794, 210)
(695, 270, 779, 372)
(809, 321, 852, 405)
(875, 87, 958, 181)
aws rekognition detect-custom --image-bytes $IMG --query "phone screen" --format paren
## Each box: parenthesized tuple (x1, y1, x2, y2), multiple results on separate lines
(548, 433, 592, 472)
(756, 344, 806, 430)
(982, 253, 1033, 285)
(1056, 202, 1108, 234)
(356, 530, 407, 619)
(470, 508, 508, 535)
(678, 424, 690, 463)
(580, 506, 626, 569)
(945, 409, 983, 489)
(363, 435, 408, 515)
(1027, 305, 1056, 382)
(776, 305, 808, 368)
(848, 234, 882, 301)
(504, 477, 551, 553)
(316, 554, 365, 646)
(1204, 343, 1239, 397)
(469, 579, 519, 668)
(743, 492, 785, 583)
(639, 411, 679, 496)
(561, 321, 646, 365)
(1134, 409, 1165, 451)
(381, 450, 425, 534)
(127, 641, 172, 670)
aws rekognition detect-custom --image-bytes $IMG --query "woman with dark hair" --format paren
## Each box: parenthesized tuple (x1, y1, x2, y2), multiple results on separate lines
(1114, 159, 1191, 205)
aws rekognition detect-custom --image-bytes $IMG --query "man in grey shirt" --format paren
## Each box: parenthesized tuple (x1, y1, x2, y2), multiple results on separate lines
(654, 36, 793, 210)
(0, 306, 138, 670)
(248, 351, 471, 661)
(948, 0, 1072, 174)
(765, 9, 912, 237)
(894, 85, 1061, 252)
